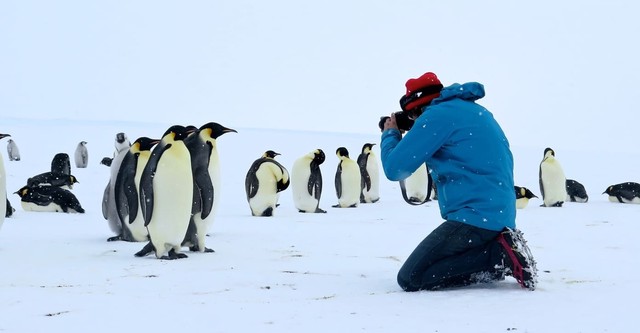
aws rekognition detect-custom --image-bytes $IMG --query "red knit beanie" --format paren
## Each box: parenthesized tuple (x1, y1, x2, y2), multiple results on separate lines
(399, 72, 443, 112)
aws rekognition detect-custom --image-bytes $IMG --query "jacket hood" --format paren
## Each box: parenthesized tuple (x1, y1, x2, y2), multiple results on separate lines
(432, 82, 485, 104)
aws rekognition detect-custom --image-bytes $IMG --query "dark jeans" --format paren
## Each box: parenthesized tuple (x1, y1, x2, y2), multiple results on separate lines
(397, 221, 505, 291)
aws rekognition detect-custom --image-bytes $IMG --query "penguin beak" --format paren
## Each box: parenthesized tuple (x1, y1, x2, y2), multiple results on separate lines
(0, 133, 11, 140)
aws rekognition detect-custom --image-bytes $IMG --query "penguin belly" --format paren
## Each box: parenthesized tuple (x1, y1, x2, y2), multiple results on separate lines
(146, 149, 193, 258)
(515, 198, 530, 209)
(248, 163, 281, 216)
(337, 161, 361, 208)
(541, 161, 567, 207)
(291, 160, 319, 212)
(361, 158, 380, 203)
(404, 165, 429, 202)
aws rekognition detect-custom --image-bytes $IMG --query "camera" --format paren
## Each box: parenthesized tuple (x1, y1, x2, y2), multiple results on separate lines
(378, 111, 415, 132)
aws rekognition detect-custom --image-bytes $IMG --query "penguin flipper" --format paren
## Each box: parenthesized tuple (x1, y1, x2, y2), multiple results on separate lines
(335, 163, 343, 199)
(538, 165, 546, 200)
(115, 153, 139, 224)
(102, 183, 110, 220)
(245, 160, 262, 200)
(140, 142, 170, 225)
(194, 168, 214, 219)
(357, 154, 372, 191)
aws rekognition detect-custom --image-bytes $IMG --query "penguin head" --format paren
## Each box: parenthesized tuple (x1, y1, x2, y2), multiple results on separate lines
(313, 149, 326, 164)
(516, 186, 537, 199)
(336, 147, 349, 159)
(163, 125, 190, 141)
(361, 143, 376, 154)
(80, 141, 87, 146)
(200, 122, 238, 139)
(14, 186, 29, 198)
(0, 133, 11, 140)
(132, 137, 160, 153)
(543, 147, 555, 160)
(115, 132, 131, 152)
(263, 150, 280, 159)
(603, 186, 613, 195)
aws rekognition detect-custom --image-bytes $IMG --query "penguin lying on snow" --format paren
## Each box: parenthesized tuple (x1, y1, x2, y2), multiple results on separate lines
(515, 186, 537, 209)
(27, 172, 79, 189)
(245, 150, 290, 216)
(566, 179, 588, 203)
(14, 185, 85, 213)
(539, 147, 566, 207)
(291, 149, 326, 213)
(603, 182, 640, 204)
(333, 147, 361, 208)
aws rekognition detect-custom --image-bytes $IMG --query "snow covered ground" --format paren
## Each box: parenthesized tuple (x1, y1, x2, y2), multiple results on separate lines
(0, 119, 638, 332)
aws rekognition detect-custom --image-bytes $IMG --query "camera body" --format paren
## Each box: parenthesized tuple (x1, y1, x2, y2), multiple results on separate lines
(378, 111, 415, 132)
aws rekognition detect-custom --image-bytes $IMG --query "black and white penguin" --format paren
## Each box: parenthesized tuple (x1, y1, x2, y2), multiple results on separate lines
(245, 150, 290, 216)
(0, 133, 9, 230)
(603, 182, 640, 204)
(74, 141, 88, 168)
(112, 137, 160, 243)
(102, 132, 133, 242)
(291, 149, 326, 213)
(14, 185, 85, 213)
(539, 147, 567, 207)
(333, 147, 361, 208)
(566, 179, 588, 203)
(357, 143, 380, 203)
(27, 172, 79, 189)
(399, 163, 432, 205)
(7, 139, 20, 161)
(515, 186, 538, 209)
(182, 122, 236, 252)
(137, 125, 194, 259)
(51, 153, 71, 175)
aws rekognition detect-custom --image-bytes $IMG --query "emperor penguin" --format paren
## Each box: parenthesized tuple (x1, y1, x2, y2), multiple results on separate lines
(539, 147, 567, 207)
(113, 137, 160, 243)
(0, 133, 9, 230)
(7, 139, 20, 161)
(357, 143, 380, 203)
(27, 172, 79, 189)
(51, 153, 71, 175)
(74, 141, 89, 168)
(182, 122, 237, 252)
(138, 125, 194, 259)
(566, 179, 588, 203)
(603, 182, 640, 204)
(333, 147, 361, 208)
(245, 150, 290, 216)
(15, 185, 85, 213)
(102, 132, 132, 242)
(515, 186, 538, 209)
(291, 149, 326, 213)
(399, 163, 431, 205)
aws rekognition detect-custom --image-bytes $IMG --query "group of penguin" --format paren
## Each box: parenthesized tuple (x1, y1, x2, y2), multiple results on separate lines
(244, 143, 381, 217)
(101, 123, 236, 260)
(0, 133, 87, 219)
(515, 147, 640, 208)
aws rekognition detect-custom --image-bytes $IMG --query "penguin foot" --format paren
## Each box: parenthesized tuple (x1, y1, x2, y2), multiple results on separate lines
(134, 242, 155, 257)
(314, 208, 327, 213)
(166, 249, 188, 259)
(261, 207, 274, 216)
(331, 204, 340, 208)
(107, 235, 123, 242)
(551, 201, 564, 207)
(189, 245, 215, 253)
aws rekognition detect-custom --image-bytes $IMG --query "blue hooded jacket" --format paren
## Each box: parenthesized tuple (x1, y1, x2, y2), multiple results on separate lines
(380, 82, 515, 231)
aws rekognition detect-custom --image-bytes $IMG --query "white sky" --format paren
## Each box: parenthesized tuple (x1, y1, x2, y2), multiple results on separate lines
(2, 1, 639, 151)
